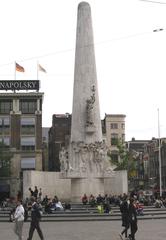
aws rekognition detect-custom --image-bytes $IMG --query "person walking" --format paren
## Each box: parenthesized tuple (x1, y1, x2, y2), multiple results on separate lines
(27, 196, 44, 240)
(128, 198, 138, 240)
(119, 195, 129, 239)
(14, 199, 25, 240)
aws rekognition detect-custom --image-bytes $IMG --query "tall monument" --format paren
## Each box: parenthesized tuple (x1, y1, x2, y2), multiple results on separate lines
(59, 2, 114, 201)
(23, 2, 128, 202)
(71, 1, 102, 144)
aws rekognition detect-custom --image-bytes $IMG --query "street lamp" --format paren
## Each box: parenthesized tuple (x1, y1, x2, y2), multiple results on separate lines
(151, 26, 164, 197)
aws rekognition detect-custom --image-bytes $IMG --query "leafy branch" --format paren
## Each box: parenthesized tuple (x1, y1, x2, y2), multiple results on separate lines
(108, 140, 137, 176)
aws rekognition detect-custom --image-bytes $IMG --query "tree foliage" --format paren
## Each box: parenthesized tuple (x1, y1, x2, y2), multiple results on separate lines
(108, 140, 137, 177)
(0, 142, 13, 177)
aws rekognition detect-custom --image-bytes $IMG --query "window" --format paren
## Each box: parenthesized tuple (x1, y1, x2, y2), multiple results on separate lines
(111, 154, 118, 162)
(21, 117, 35, 125)
(21, 137, 35, 150)
(3, 137, 10, 146)
(0, 100, 12, 114)
(111, 133, 118, 145)
(20, 100, 37, 114)
(110, 123, 118, 129)
(21, 157, 35, 169)
(0, 117, 10, 135)
(21, 125, 35, 135)
(0, 136, 10, 146)
(121, 123, 125, 129)
(21, 117, 35, 135)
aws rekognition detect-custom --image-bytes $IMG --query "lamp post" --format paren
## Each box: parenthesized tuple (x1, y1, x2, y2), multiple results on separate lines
(158, 108, 162, 197)
(152, 26, 163, 196)
(153, 27, 164, 196)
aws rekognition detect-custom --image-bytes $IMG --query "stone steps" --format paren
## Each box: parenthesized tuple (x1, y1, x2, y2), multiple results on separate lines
(1, 204, 166, 222)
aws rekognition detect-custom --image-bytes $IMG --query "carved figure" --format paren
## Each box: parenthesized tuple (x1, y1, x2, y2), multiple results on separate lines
(86, 85, 95, 126)
(59, 147, 68, 171)
(94, 148, 104, 173)
(76, 144, 87, 172)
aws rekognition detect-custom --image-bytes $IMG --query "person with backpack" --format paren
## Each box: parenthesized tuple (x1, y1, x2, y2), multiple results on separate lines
(27, 196, 44, 240)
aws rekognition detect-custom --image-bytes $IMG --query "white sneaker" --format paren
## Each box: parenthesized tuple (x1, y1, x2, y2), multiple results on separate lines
(119, 233, 123, 240)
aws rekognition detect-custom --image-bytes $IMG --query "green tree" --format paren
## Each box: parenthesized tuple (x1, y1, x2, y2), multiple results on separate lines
(108, 140, 137, 177)
(0, 142, 13, 177)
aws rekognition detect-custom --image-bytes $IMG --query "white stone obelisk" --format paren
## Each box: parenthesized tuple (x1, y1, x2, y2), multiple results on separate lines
(59, 2, 118, 201)
(71, 1, 102, 144)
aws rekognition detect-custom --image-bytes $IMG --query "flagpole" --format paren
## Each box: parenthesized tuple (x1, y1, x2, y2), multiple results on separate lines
(158, 108, 162, 197)
(37, 61, 38, 80)
(14, 61, 16, 80)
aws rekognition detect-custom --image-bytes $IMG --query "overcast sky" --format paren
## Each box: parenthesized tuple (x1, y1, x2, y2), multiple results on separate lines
(0, 0, 166, 141)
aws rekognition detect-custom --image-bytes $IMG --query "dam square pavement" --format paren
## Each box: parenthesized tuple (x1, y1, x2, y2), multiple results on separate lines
(0, 219, 165, 240)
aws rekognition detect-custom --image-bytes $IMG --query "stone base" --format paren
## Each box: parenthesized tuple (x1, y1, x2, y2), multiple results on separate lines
(23, 170, 128, 202)
(71, 177, 104, 202)
(62, 171, 106, 179)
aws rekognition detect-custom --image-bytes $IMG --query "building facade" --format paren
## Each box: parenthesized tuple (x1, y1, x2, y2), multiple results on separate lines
(102, 114, 126, 162)
(0, 91, 43, 198)
(145, 138, 166, 194)
(126, 138, 150, 191)
(102, 114, 126, 146)
(125, 137, 166, 193)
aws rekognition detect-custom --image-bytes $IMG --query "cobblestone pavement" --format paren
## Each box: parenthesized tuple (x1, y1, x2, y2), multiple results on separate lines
(0, 219, 165, 240)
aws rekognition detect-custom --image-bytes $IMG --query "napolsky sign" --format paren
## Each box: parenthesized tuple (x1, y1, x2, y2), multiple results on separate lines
(0, 80, 39, 91)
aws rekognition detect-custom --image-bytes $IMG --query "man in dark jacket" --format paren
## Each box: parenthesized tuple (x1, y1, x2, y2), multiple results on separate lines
(27, 197, 44, 240)
(119, 195, 129, 239)
(128, 198, 138, 240)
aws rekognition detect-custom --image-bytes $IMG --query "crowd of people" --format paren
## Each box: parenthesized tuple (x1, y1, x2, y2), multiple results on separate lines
(27, 186, 65, 213)
(81, 193, 112, 213)
(80, 191, 166, 240)
(2, 187, 166, 240)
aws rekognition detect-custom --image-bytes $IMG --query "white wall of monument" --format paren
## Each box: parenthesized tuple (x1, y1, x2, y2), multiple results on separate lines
(23, 170, 128, 201)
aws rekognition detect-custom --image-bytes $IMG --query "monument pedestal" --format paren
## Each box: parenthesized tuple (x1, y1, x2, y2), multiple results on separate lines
(71, 177, 104, 202)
